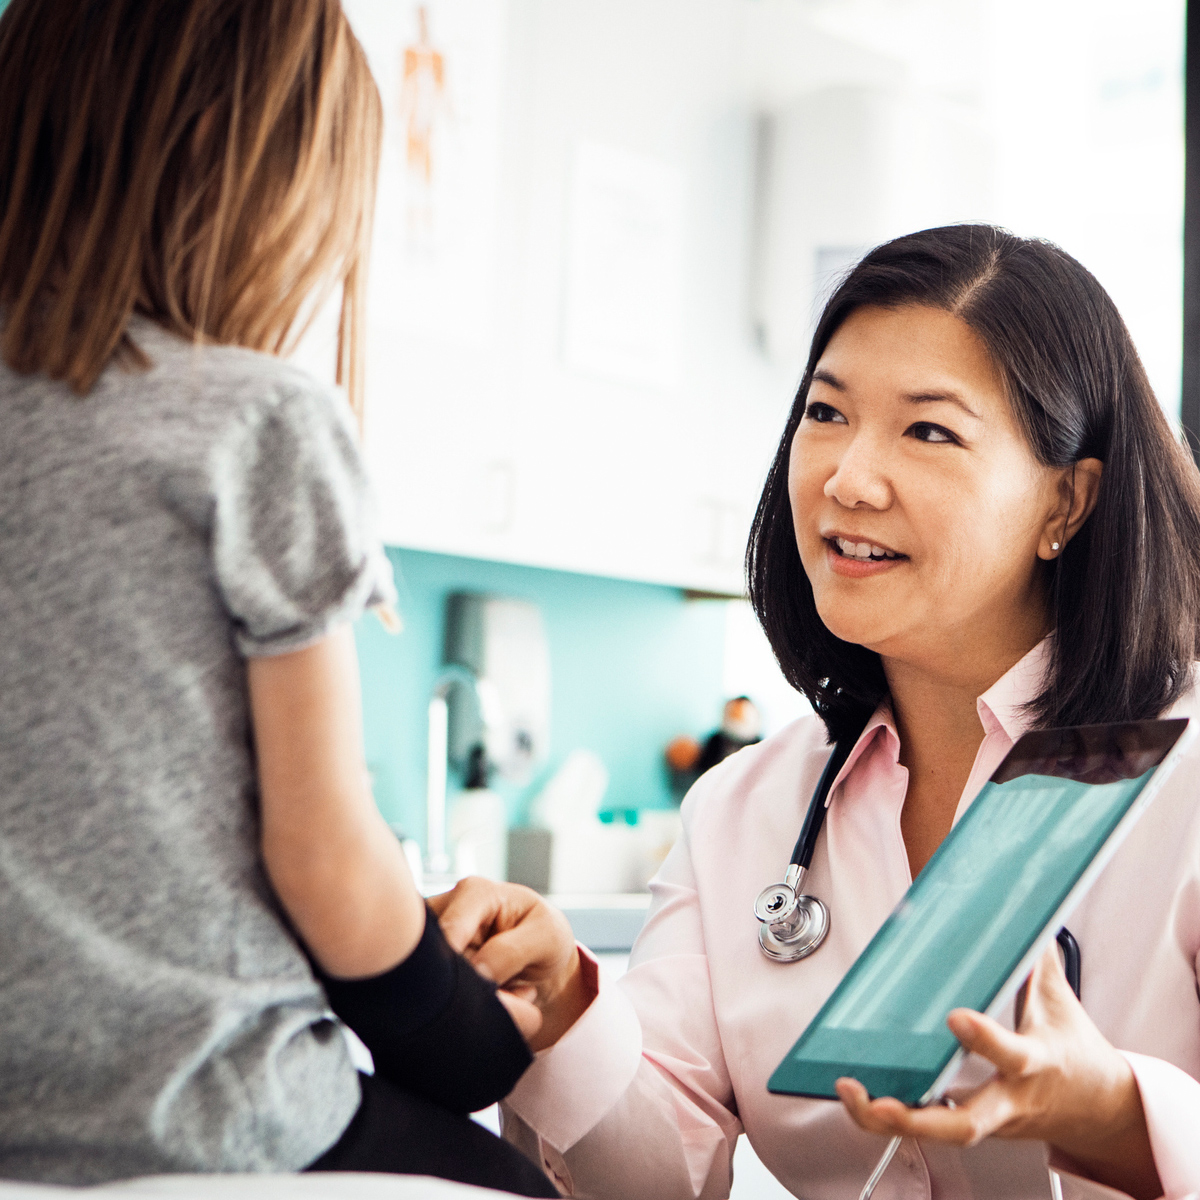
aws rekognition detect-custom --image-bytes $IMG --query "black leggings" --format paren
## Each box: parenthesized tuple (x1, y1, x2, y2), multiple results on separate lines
(307, 1072, 558, 1197)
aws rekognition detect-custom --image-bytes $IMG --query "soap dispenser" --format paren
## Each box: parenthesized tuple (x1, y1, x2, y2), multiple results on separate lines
(449, 744, 508, 882)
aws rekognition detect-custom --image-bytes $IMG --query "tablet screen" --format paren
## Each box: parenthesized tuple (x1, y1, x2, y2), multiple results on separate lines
(768, 719, 1188, 1104)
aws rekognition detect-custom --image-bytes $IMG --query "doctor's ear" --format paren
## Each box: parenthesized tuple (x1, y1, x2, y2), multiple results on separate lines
(1039, 458, 1103, 560)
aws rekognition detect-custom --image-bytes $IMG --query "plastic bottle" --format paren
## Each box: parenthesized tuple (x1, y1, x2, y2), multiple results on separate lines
(449, 744, 508, 882)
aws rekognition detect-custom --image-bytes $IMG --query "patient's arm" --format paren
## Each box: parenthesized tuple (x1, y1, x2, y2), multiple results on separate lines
(248, 627, 536, 1112)
(430, 776, 743, 1198)
(248, 625, 425, 979)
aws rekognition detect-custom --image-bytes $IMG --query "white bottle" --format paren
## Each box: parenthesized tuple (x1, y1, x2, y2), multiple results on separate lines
(449, 745, 508, 882)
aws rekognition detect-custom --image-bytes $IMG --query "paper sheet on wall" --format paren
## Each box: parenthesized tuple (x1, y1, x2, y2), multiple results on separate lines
(343, 0, 506, 348)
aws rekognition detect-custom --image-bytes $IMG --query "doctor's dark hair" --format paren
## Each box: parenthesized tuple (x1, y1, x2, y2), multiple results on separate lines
(747, 224, 1200, 743)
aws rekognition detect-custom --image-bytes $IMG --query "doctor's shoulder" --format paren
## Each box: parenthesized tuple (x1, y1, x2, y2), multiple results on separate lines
(678, 712, 835, 842)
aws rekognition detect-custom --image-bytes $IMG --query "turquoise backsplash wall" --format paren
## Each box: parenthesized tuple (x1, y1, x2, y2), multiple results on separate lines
(355, 548, 729, 846)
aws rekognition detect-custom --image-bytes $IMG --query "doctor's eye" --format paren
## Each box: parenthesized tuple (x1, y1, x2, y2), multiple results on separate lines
(908, 421, 960, 445)
(803, 402, 847, 425)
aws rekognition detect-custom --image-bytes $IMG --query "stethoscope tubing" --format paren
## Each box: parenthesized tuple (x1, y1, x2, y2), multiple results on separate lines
(787, 729, 858, 872)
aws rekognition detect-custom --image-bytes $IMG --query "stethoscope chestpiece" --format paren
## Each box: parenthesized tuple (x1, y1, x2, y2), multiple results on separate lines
(754, 877, 830, 962)
(755, 726, 860, 964)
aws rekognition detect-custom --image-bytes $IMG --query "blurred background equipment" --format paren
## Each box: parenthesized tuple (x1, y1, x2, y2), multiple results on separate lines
(424, 591, 549, 882)
(695, 696, 764, 774)
(448, 744, 508, 881)
(507, 749, 683, 894)
(667, 696, 765, 793)
(443, 592, 550, 783)
(425, 662, 494, 881)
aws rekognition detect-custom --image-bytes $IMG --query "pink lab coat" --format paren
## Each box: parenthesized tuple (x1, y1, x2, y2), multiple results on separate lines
(503, 643, 1200, 1199)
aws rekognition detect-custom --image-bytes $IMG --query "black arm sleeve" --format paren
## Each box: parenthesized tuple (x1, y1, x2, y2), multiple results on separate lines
(317, 905, 534, 1115)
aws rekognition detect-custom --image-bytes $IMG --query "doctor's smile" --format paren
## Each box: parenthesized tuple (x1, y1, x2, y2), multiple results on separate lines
(824, 535, 907, 577)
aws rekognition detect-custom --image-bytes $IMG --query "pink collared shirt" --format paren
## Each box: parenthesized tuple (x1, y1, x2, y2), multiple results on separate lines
(504, 643, 1200, 1199)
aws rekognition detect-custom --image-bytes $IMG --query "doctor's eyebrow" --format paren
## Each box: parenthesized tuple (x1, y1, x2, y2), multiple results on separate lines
(903, 390, 982, 419)
(810, 369, 845, 390)
(811, 368, 982, 419)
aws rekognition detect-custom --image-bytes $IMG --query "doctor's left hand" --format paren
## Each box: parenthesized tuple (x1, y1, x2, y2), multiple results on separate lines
(429, 877, 595, 1052)
(835, 945, 1161, 1200)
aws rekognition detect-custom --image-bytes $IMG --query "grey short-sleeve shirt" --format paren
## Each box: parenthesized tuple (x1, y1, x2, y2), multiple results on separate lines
(0, 319, 395, 1183)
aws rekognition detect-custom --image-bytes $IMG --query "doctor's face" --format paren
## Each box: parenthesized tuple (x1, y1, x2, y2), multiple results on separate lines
(788, 304, 1062, 679)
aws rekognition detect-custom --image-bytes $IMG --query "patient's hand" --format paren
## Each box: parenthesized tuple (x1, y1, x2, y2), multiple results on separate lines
(430, 878, 595, 1052)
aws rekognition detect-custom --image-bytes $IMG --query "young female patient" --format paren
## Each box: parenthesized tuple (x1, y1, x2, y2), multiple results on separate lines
(0, 1, 558, 1192)
(435, 227, 1200, 1199)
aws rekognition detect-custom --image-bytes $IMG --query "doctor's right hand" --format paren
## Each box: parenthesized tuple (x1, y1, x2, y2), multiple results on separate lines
(429, 877, 596, 1052)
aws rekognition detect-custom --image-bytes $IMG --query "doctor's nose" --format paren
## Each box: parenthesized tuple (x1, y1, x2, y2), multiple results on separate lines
(823, 435, 892, 511)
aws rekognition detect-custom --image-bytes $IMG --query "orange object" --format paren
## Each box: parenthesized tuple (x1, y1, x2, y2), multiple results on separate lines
(666, 735, 701, 772)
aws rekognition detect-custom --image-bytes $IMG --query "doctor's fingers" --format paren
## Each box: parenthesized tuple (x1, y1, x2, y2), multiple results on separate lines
(468, 905, 578, 994)
(495, 988, 544, 1044)
(946, 1009, 1042, 1077)
(431, 877, 541, 954)
(1022, 944, 1087, 1030)
(835, 1078, 1018, 1147)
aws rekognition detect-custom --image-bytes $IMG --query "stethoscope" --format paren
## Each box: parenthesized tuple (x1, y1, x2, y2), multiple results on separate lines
(754, 730, 1084, 1199)
(753, 727, 858, 962)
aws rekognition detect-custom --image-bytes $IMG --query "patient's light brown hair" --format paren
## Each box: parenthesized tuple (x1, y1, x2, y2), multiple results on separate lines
(0, 0, 381, 416)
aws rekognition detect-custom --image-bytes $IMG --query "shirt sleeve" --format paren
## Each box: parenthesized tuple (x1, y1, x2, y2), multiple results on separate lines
(1125, 1052, 1200, 1198)
(1042, 1053, 1200, 1200)
(209, 377, 396, 656)
(501, 800, 743, 1200)
(1052, 1052, 1200, 1200)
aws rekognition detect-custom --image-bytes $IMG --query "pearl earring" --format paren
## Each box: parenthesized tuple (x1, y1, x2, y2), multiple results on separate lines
(1051, 542, 1060, 551)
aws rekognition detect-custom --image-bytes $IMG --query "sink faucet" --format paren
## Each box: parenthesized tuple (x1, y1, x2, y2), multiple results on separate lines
(426, 666, 501, 879)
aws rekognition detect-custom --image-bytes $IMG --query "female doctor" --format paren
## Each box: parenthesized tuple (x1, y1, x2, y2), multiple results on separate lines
(433, 225, 1200, 1199)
